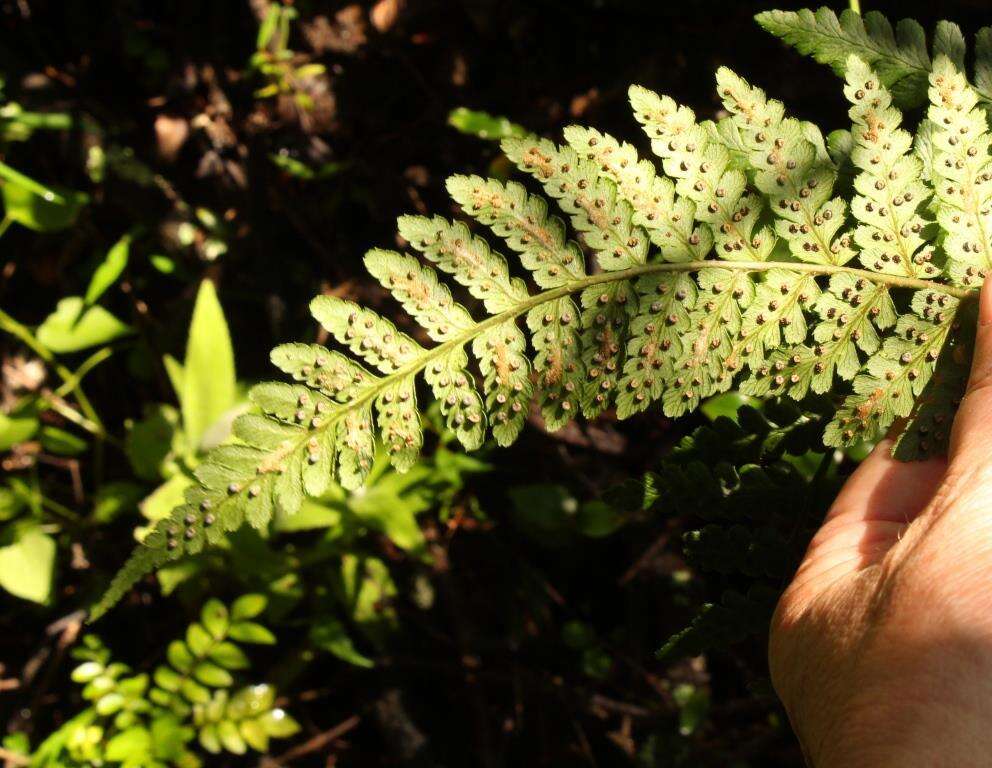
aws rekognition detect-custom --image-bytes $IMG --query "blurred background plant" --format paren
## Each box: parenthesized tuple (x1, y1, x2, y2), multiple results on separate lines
(1, 1, 987, 766)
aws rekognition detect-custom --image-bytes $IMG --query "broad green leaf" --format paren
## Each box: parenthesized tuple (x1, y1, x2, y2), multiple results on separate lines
(0, 524, 55, 603)
(163, 355, 185, 402)
(181, 281, 236, 451)
(0, 412, 38, 451)
(0, 169, 87, 232)
(84, 233, 131, 305)
(36, 297, 132, 353)
(338, 556, 397, 645)
(139, 472, 193, 526)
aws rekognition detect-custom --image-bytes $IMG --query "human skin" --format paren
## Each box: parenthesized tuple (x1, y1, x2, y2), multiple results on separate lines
(770, 280, 992, 768)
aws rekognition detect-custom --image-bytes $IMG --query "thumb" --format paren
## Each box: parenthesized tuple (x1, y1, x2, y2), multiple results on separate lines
(948, 280, 992, 464)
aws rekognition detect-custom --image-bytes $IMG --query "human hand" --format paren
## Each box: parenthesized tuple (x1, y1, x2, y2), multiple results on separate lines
(770, 281, 992, 768)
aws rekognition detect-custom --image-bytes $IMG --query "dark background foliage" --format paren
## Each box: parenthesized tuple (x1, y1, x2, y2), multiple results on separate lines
(0, 1, 988, 766)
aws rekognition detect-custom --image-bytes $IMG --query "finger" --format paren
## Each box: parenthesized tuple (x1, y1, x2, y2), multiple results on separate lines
(948, 280, 992, 463)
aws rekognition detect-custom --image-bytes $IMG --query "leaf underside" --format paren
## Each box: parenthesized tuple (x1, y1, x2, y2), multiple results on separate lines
(92, 9, 991, 621)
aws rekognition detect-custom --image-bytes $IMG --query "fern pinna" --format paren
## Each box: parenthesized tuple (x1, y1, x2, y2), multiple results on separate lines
(92, 8, 992, 620)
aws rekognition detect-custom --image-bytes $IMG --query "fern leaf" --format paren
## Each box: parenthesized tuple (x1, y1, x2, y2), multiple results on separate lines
(844, 56, 938, 279)
(561, 125, 711, 261)
(502, 135, 648, 271)
(927, 56, 992, 286)
(445, 175, 586, 286)
(663, 268, 753, 416)
(628, 85, 773, 262)
(716, 67, 855, 267)
(755, 8, 932, 107)
(526, 297, 585, 429)
(397, 215, 529, 313)
(578, 280, 636, 417)
(95, 54, 988, 622)
(365, 249, 476, 340)
(728, 269, 821, 374)
(446, 174, 587, 424)
(825, 289, 961, 447)
(310, 296, 421, 372)
(616, 272, 697, 418)
(743, 273, 895, 399)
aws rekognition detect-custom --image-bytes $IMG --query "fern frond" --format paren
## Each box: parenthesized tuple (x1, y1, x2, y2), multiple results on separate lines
(756, 7, 984, 108)
(95, 50, 987, 621)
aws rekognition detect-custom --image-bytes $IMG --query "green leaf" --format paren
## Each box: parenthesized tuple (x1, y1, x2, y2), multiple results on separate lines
(149, 253, 177, 274)
(0, 170, 87, 231)
(0, 412, 39, 451)
(217, 720, 247, 754)
(95, 691, 125, 715)
(198, 723, 222, 754)
(193, 661, 233, 687)
(239, 717, 269, 752)
(105, 727, 151, 762)
(208, 641, 250, 670)
(181, 280, 236, 451)
(227, 621, 276, 645)
(258, 708, 300, 739)
(310, 617, 375, 668)
(39, 425, 87, 456)
(180, 677, 211, 704)
(166, 641, 195, 674)
(92, 481, 145, 524)
(85, 234, 131, 305)
(0, 524, 55, 603)
(447, 107, 526, 141)
(186, 623, 213, 656)
(755, 8, 933, 108)
(125, 404, 182, 481)
(230, 593, 267, 621)
(139, 472, 193, 526)
(200, 598, 229, 639)
(36, 297, 133, 353)
(71, 661, 105, 683)
(339, 556, 397, 645)
(153, 664, 182, 692)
